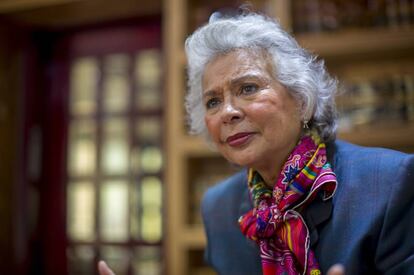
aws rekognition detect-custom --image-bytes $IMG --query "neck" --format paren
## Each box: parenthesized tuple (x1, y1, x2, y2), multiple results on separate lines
(254, 134, 305, 187)
(255, 158, 284, 188)
(259, 173, 279, 188)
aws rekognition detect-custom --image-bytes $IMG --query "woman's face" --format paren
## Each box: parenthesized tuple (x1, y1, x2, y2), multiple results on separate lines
(202, 49, 302, 171)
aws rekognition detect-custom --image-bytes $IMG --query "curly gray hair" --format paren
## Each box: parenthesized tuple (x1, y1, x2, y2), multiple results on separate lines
(185, 11, 338, 142)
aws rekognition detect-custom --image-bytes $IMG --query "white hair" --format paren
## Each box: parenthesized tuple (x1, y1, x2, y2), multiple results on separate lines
(185, 11, 338, 142)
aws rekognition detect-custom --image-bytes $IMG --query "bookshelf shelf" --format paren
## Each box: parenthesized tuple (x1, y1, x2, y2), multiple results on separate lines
(180, 136, 218, 157)
(178, 123, 414, 158)
(179, 122, 414, 157)
(339, 122, 414, 149)
(181, 226, 207, 248)
(297, 27, 414, 58)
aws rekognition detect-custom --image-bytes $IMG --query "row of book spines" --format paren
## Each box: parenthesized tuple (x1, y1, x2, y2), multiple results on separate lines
(337, 74, 414, 126)
(292, 0, 414, 33)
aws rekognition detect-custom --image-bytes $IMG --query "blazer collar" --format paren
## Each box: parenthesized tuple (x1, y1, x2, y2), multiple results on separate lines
(238, 169, 253, 217)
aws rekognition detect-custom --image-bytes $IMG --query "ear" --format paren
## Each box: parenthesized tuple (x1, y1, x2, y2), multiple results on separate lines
(300, 98, 315, 124)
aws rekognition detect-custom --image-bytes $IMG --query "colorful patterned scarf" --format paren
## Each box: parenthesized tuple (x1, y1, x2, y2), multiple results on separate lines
(239, 133, 337, 275)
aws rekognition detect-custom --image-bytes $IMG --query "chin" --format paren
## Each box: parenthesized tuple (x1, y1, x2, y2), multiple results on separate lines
(227, 154, 257, 168)
(219, 145, 256, 165)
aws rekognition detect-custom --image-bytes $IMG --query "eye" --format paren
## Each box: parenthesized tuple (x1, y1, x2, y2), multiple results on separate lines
(205, 97, 221, 109)
(241, 83, 259, 94)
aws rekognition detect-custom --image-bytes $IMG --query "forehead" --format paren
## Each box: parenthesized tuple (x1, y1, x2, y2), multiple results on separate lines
(202, 49, 275, 88)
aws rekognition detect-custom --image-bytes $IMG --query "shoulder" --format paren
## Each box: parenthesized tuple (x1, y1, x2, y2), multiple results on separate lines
(331, 140, 413, 180)
(315, 141, 414, 272)
(201, 169, 262, 274)
(326, 140, 414, 235)
(333, 139, 411, 160)
(202, 169, 248, 215)
(328, 140, 414, 238)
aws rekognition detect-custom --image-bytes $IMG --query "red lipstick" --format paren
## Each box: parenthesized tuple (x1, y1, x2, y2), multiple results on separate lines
(226, 132, 255, 147)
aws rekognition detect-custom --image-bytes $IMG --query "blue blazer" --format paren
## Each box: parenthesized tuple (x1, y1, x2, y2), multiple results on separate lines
(201, 140, 414, 274)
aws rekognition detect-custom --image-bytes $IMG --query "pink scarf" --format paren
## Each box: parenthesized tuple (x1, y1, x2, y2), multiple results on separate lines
(239, 134, 337, 275)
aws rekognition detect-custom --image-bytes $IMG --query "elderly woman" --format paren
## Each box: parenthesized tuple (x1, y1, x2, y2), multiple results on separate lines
(184, 11, 414, 275)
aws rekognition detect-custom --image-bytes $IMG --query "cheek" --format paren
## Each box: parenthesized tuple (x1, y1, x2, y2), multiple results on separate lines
(246, 100, 283, 125)
(205, 116, 220, 141)
(247, 100, 299, 137)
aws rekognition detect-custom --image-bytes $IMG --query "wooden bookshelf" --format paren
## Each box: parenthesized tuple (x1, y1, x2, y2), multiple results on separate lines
(181, 226, 207, 248)
(339, 123, 414, 150)
(164, 1, 414, 274)
(180, 136, 215, 156)
(297, 27, 414, 58)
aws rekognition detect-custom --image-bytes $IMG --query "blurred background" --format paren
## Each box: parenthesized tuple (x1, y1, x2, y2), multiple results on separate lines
(0, 0, 413, 275)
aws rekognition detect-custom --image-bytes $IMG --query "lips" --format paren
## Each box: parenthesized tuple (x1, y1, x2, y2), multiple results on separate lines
(226, 132, 255, 147)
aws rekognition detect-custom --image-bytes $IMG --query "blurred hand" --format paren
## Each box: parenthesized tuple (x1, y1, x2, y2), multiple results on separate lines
(98, 260, 115, 275)
(327, 264, 345, 275)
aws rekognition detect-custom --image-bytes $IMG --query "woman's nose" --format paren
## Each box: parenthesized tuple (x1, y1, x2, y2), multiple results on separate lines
(221, 100, 242, 124)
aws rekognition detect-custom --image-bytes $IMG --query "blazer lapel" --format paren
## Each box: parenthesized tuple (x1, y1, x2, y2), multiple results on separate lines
(304, 140, 338, 246)
(238, 171, 253, 217)
(303, 197, 333, 246)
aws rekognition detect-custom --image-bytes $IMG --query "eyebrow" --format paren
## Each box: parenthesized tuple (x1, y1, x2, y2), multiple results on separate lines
(202, 90, 219, 100)
(230, 73, 265, 86)
(202, 73, 266, 100)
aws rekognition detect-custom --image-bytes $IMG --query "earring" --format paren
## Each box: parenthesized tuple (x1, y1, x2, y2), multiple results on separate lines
(303, 120, 309, 129)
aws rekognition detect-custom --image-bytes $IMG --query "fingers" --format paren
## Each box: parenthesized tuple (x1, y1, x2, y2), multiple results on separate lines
(98, 260, 116, 275)
(327, 264, 345, 275)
